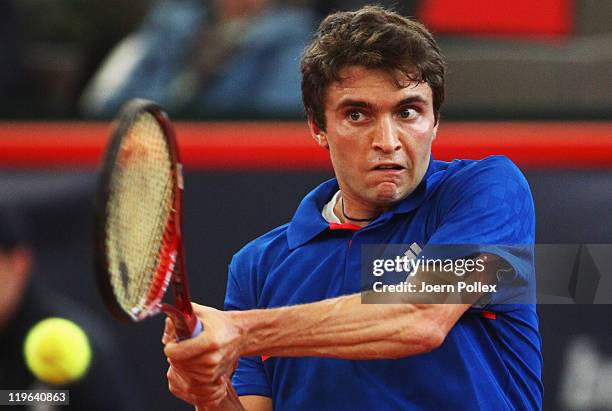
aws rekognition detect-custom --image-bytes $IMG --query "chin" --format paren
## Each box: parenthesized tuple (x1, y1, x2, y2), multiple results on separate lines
(372, 189, 405, 205)
(373, 182, 412, 203)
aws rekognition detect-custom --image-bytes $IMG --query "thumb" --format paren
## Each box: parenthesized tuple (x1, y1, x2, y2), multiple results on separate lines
(162, 317, 176, 345)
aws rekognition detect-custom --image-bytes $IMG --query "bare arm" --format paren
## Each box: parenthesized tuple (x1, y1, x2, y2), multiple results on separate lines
(198, 395, 272, 411)
(165, 298, 466, 410)
(232, 295, 468, 359)
(228, 253, 503, 359)
(164, 253, 503, 407)
(194, 390, 271, 411)
(238, 396, 273, 411)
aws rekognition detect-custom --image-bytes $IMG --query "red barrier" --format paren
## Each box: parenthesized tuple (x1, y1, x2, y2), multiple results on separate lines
(418, 0, 573, 38)
(0, 121, 610, 170)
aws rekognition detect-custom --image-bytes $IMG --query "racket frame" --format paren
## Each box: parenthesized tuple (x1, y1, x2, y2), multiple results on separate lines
(94, 99, 198, 339)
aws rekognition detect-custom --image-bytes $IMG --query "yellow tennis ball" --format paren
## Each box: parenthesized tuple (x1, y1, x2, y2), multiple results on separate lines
(23, 317, 92, 385)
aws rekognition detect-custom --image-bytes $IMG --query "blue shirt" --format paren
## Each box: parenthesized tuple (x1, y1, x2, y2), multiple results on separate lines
(225, 156, 543, 410)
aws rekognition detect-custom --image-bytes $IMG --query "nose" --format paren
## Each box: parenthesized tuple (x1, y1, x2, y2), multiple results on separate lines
(372, 116, 401, 153)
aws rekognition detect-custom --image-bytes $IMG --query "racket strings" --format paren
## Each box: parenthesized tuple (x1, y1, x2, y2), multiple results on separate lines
(146, 212, 177, 304)
(105, 112, 175, 318)
(132, 176, 173, 306)
(125, 117, 173, 309)
(118, 132, 171, 313)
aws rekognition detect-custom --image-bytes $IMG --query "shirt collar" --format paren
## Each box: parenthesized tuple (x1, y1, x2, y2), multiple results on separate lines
(286, 156, 447, 250)
(287, 178, 338, 250)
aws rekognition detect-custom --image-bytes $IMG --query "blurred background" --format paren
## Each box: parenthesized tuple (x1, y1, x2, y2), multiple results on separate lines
(0, 0, 611, 410)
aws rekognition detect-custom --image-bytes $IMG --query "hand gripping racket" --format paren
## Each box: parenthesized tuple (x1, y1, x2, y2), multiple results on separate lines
(94, 98, 202, 340)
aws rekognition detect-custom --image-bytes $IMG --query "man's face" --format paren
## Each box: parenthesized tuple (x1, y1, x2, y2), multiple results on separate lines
(309, 66, 439, 211)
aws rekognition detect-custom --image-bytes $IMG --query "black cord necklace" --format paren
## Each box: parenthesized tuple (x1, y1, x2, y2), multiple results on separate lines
(340, 196, 375, 222)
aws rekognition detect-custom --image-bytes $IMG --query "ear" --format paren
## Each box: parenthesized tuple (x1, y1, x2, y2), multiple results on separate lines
(307, 116, 329, 149)
(432, 122, 439, 141)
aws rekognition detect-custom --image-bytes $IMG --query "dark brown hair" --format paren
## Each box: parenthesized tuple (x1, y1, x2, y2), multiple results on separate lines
(301, 5, 446, 130)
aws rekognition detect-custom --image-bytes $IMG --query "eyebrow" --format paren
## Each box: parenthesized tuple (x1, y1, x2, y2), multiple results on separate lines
(335, 99, 373, 111)
(396, 96, 429, 107)
(335, 95, 429, 111)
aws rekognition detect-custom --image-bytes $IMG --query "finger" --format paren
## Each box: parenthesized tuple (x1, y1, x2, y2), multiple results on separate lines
(162, 317, 176, 345)
(195, 388, 227, 409)
(167, 365, 190, 390)
(167, 366, 196, 405)
(191, 302, 214, 316)
(169, 356, 233, 388)
(164, 331, 220, 361)
(167, 358, 217, 381)
(170, 370, 226, 406)
(208, 376, 233, 406)
(211, 359, 233, 382)
(164, 340, 200, 362)
(172, 350, 230, 382)
(186, 377, 226, 398)
(168, 382, 194, 405)
(192, 378, 227, 407)
(168, 370, 224, 406)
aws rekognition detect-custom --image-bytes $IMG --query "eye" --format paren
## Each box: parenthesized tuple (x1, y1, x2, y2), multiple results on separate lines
(347, 110, 366, 122)
(398, 107, 418, 120)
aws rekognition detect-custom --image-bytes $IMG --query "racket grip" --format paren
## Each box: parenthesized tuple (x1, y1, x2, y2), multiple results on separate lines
(162, 304, 203, 341)
(185, 320, 204, 340)
(176, 319, 203, 342)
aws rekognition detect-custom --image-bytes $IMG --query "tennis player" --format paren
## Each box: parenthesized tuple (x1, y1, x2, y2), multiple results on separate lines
(163, 5, 542, 410)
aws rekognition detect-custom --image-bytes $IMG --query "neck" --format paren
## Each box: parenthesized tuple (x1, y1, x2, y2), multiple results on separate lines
(334, 193, 379, 227)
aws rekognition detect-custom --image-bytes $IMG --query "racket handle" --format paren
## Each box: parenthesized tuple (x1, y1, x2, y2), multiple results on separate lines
(175, 318, 203, 342)
(183, 319, 203, 340)
(162, 304, 203, 340)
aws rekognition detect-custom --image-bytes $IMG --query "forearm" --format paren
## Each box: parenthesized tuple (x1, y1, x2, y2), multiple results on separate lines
(228, 254, 504, 360)
(231, 293, 465, 359)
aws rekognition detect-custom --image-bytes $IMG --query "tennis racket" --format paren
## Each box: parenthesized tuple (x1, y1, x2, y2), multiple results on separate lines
(94, 98, 202, 340)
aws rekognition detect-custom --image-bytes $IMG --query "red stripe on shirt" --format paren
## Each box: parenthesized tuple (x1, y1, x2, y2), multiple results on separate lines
(329, 223, 361, 231)
(481, 311, 497, 320)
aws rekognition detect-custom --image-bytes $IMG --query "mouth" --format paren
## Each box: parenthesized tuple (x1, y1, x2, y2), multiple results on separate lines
(372, 163, 406, 172)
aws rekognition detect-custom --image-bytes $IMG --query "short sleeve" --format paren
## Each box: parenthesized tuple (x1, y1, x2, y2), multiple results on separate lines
(429, 156, 534, 245)
(225, 262, 272, 397)
(231, 356, 272, 397)
(425, 156, 536, 306)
